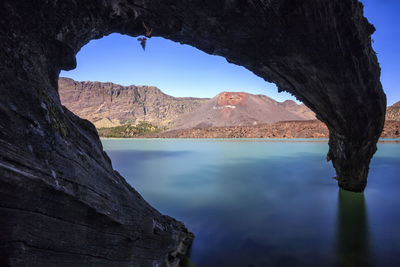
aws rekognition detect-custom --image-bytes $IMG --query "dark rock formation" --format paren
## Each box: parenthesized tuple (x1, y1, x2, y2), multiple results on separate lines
(59, 77, 208, 128)
(0, 0, 385, 265)
(172, 91, 315, 129)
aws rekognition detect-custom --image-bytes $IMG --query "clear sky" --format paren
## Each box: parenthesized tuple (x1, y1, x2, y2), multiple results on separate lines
(362, 0, 400, 105)
(60, 0, 399, 105)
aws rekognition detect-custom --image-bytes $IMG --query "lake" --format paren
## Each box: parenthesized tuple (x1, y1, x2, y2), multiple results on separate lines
(102, 139, 400, 267)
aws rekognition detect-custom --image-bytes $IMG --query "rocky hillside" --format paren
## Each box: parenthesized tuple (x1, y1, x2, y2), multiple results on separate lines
(59, 78, 399, 133)
(58, 77, 209, 128)
(97, 122, 165, 138)
(171, 91, 315, 129)
(387, 101, 400, 121)
(59, 78, 316, 130)
(145, 120, 400, 139)
(280, 100, 316, 120)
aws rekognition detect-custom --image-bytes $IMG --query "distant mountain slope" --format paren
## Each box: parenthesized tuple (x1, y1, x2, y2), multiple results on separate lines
(387, 101, 400, 121)
(58, 77, 209, 127)
(172, 92, 315, 129)
(59, 78, 317, 130)
(280, 100, 316, 120)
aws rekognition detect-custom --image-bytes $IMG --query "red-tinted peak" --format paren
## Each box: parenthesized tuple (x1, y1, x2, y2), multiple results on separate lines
(217, 92, 247, 106)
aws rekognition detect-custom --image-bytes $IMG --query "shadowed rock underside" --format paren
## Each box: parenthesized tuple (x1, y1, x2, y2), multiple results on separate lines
(0, 0, 386, 265)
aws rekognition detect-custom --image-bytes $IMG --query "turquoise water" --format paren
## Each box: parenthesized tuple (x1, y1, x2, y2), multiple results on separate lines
(102, 139, 400, 267)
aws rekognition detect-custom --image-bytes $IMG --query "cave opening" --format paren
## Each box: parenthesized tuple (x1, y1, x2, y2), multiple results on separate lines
(51, 0, 385, 193)
(0, 0, 387, 265)
(58, 33, 302, 129)
(56, 30, 324, 205)
(55, 32, 367, 265)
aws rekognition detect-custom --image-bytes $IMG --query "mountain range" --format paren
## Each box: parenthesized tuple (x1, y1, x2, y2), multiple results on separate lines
(59, 78, 400, 132)
(58, 77, 208, 128)
(172, 92, 315, 129)
(58, 78, 315, 129)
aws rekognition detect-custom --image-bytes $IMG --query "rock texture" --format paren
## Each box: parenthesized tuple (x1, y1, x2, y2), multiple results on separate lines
(59, 77, 208, 128)
(172, 91, 315, 129)
(146, 121, 400, 139)
(0, 0, 385, 266)
(381, 121, 400, 138)
(386, 101, 400, 121)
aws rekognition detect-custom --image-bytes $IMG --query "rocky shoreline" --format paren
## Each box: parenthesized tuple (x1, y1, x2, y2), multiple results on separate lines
(140, 120, 400, 139)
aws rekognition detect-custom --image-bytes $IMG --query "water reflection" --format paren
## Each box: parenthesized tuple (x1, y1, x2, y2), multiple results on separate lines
(336, 189, 371, 267)
(102, 139, 400, 266)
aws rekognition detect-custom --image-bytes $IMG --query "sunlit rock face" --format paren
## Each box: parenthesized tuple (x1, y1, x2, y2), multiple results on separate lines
(0, 0, 385, 265)
(58, 77, 209, 127)
(217, 92, 247, 107)
(172, 91, 310, 129)
(387, 102, 400, 121)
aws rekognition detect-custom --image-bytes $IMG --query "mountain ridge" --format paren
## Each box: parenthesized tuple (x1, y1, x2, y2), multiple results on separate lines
(59, 78, 315, 129)
(59, 78, 400, 136)
(59, 77, 209, 128)
(171, 91, 315, 129)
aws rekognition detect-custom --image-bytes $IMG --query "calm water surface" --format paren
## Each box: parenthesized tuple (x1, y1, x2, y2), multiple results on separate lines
(101, 139, 400, 267)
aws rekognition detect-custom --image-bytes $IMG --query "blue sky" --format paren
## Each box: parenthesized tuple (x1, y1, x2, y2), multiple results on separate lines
(362, 0, 400, 105)
(61, 0, 399, 105)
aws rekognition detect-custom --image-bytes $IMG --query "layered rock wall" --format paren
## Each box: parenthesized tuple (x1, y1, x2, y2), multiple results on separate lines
(59, 77, 208, 127)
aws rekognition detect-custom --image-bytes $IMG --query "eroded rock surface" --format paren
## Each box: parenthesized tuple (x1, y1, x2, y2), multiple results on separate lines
(0, 0, 385, 265)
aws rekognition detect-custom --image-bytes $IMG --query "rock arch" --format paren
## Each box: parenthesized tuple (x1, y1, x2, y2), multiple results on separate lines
(0, 0, 386, 265)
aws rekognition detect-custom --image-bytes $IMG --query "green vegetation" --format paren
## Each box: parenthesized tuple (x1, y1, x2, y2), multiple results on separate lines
(98, 121, 166, 138)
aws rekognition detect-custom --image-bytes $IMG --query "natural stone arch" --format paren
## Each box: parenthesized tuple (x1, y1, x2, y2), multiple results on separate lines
(0, 0, 385, 265)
